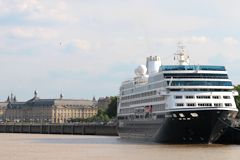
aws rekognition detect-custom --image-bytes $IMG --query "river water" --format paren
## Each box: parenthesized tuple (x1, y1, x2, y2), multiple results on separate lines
(0, 133, 240, 160)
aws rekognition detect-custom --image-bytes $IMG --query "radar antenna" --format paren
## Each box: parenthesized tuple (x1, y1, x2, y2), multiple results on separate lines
(174, 42, 190, 65)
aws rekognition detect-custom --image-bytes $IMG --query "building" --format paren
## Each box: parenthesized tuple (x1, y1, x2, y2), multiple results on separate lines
(97, 97, 111, 110)
(0, 91, 98, 123)
(0, 102, 7, 122)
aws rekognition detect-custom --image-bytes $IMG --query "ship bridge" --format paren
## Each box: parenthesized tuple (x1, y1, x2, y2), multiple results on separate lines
(160, 65, 226, 71)
(160, 65, 233, 90)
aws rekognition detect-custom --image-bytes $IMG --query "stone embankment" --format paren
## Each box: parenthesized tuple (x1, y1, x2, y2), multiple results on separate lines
(0, 123, 118, 136)
(1, 123, 240, 144)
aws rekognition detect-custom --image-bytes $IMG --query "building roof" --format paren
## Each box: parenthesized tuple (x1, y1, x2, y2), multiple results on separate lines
(3, 98, 96, 109)
(54, 99, 95, 106)
(1, 91, 97, 109)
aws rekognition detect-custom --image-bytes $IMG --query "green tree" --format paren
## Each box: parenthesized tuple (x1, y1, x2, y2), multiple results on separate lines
(95, 108, 110, 122)
(234, 85, 240, 118)
(234, 85, 240, 109)
(67, 109, 110, 123)
(106, 96, 118, 118)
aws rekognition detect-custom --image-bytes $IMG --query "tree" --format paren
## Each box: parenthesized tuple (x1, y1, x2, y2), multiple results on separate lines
(67, 109, 110, 123)
(234, 85, 240, 109)
(106, 96, 118, 119)
(234, 85, 240, 118)
(96, 108, 110, 122)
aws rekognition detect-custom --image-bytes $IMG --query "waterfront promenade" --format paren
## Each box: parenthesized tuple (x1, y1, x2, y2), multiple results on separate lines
(0, 133, 240, 160)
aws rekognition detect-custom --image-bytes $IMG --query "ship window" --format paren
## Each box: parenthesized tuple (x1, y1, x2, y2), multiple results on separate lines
(225, 103, 232, 106)
(161, 65, 226, 71)
(148, 85, 151, 89)
(157, 114, 165, 119)
(198, 103, 212, 106)
(152, 104, 165, 111)
(212, 96, 221, 99)
(196, 96, 210, 99)
(185, 95, 194, 99)
(164, 73, 228, 79)
(117, 116, 124, 120)
(175, 95, 182, 99)
(223, 96, 231, 99)
(176, 103, 184, 106)
(190, 113, 199, 117)
(214, 103, 222, 107)
(168, 81, 232, 86)
(187, 103, 196, 106)
(179, 113, 185, 117)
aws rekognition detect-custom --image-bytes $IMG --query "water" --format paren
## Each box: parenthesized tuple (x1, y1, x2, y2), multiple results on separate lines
(0, 133, 240, 160)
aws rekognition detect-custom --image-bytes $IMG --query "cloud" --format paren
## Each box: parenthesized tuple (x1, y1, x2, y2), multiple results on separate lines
(223, 37, 239, 45)
(157, 36, 209, 45)
(71, 39, 91, 51)
(1, 1, 240, 100)
(0, 0, 77, 23)
(188, 36, 209, 44)
(9, 27, 57, 40)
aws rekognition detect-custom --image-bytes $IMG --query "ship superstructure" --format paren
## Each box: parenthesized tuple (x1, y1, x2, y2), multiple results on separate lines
(117, 45, 238, 143)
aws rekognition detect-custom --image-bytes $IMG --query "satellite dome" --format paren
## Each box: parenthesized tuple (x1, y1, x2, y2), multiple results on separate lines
(135, 65, 147, 76)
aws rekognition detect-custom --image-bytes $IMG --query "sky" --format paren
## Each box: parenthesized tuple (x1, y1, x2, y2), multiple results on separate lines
(0, 0, 240, 101)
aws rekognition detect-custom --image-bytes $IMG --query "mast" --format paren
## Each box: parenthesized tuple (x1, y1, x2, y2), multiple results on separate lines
(174, 42, 190, 65)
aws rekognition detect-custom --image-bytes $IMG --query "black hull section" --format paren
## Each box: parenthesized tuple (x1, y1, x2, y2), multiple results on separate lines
(118, 109, 237, 144)
(215, 123, 240, 144)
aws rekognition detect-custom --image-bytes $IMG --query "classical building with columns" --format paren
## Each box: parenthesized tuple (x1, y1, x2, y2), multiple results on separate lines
(0, 91, 98, 123)
(0, 102, 7, 122)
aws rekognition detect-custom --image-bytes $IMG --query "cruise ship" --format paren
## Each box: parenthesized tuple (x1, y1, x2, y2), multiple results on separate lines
(117, 45, 239, 143)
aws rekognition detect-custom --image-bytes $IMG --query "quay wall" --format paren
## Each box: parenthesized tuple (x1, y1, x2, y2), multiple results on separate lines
(0, 124, 118, 136)
(1, 124, 240, 144)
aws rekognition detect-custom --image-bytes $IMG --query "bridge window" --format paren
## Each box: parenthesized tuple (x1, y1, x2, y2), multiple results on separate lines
(187, 103, 196, 106)
(161, 65, 226, 71)
(168, 81, 232, 86)
(225, 103, 232, 106)
(164, 73, 228, 79)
